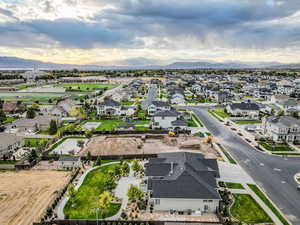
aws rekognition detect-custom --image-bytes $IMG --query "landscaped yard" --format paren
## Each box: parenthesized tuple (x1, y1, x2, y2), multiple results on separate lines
(47, 136, 85, 154)
(64, 163, 121, 219)
(56, 83, 118, 92)
(258, 142, 294, 152)
(212, 108, 230, 118)
(121, 100, 134, 106)
(248, 184, 289, 225)
(225, 182, 244, 189)
(24, 138, 49, 148)
(187, 119, 197, 127)
(235, 120, 262, 124)
(231, 194, 272, 224)
(85, 120, 151, 131)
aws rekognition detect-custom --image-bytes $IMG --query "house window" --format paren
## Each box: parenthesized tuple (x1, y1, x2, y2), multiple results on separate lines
(155, 199, 160, 205)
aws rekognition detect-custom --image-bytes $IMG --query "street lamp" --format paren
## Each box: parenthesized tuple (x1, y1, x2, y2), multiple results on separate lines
(92, 207, 100, 225)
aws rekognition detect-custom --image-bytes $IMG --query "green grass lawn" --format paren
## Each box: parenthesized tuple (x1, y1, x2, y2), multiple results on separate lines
(0, 160, 18, 164)
(121, 100, 134, 106)
(24, 138, 49, 148)
(187, 119, 198, 127)
(87, 120, 151, 131)
(217, 143, 237, 164)
(205, 132, 212, 136)
(258, 142, 294, 152)
(225, 182, 244, 189)
(208, 109, 223, 122)
(235, 120, 262, 124)
(231, 194, 272, 224)
(0, 92, 66, 103)
(0, 117, 17, 125)
(273, 153, 300, 156)
(248, 184, 290, 225)
(64, 164, 121, 219)
(57, 83, 118, 92)
(213, 108, 230, 118)
(191, 113, 203, 127)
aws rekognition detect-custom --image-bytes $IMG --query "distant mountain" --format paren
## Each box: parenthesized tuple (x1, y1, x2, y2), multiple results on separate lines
(268, 63, 300, 69)
(0, 56, 290, 70)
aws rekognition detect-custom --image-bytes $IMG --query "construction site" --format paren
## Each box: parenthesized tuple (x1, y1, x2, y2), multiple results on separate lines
(79, 134, 221, 159)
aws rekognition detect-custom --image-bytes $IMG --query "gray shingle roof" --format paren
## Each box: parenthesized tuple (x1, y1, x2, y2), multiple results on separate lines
(229, 102, 260, 111)
(154, 110, 180, 117)
(146, 152, 220, 199)
(267, 116, 300, 127)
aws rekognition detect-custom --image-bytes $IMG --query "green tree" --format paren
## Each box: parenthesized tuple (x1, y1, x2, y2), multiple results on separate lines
(98, 191, 113, 218)
(77, 140, 85, 148)
(121, 162, 130, 176)
(49, 120, 58, 135)
(291, 111, 299, 118)
(131, 159, 142, 173)
(127, 185, 144, 201)
(277, 110, 284, 116)
(28, 149, 38, 163)
(26, 107, 36, 119)
(0, 109, 6, 123)
(67, 183, 77, 205)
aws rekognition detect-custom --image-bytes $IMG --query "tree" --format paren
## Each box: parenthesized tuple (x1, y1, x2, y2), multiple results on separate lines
(26, 107, 36, 119)
(85, 130, 92, 138)
(291, 111, 299, 118)
(121, 162, 130, 176)
(131, 160, 142, 174)
(77, 140, 85, 148)
(127, 185, 144, 201)
(0, 109, 6, 123)
(98, 191, 113, 218)
(277, 110, 284, 116)
(94, 156, 101, 166)
(49, 120, 58, 135)
(28, 149, 38, 163)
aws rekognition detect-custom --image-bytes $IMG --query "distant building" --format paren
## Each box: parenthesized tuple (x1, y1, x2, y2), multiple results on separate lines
(226, 102, 260, 118)
(262, 116, 300, 143)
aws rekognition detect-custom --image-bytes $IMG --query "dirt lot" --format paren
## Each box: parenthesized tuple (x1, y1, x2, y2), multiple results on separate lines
(0, 170, 70, 225)
(79, 134, 220, 159)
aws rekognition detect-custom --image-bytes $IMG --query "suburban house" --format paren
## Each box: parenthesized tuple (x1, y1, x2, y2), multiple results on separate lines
(2, 102, 26, 115)
(275, 99, 299, 113)
(58, 156, 82, 170)
(0, 133, 24, 155)
(152, 110, 188, 129)
(262, 116, 300, 143)
(148, 101, 171, 116)
(50, 99, 78, 116)
(226, 102, 260, 118)
(170, 93, 185, 105)
(144, 152, 220, 214)
(96, 99, 135, 116)
(6, 115, 60, 134)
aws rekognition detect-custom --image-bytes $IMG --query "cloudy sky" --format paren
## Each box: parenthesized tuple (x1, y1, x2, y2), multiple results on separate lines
(0, 0, 300, 65)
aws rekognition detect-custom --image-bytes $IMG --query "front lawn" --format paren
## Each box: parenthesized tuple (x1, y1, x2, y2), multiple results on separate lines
(248, 184, 289, 225)
(208, 109, 223, 122)
(187, 119, 197, 127)
(225, 182, 244, 189)
(231, 194, 272, 224)
(213, 108, 230, 118)
(191, 113, 203, 127)
(121, 100, 134, 106)
(1, 117, 17, 125)
(258, 142, 294, 152)
(235, 120, 262, 124)
(64, 163, 121, 219)
(95, 120, 123, 131)
(217, 143, 237, 164)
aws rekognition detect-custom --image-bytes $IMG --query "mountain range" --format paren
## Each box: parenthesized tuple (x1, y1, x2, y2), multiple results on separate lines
(0, 56, 297, 70)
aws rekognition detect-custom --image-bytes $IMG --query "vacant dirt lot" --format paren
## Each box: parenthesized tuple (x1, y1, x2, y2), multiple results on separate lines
(0, 170, 70, 225)
(80, 134, 220, 158)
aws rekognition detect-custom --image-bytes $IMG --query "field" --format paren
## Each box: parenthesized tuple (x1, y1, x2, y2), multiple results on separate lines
(231, 194, 272, 224)
(0, 92, 66, 103)
(56, 83, 118, 92)
(64, 164, 121, 219)
(0, 170, 69, 225)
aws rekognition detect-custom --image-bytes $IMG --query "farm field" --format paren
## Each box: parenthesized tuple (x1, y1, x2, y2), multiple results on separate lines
(0, 92, 66, 103)
(56, 83, 118, 92)
(0, 170, 69, 225)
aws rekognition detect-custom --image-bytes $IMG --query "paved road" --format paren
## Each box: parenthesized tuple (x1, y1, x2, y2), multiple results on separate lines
(141, 85, 157, 109)
(191, 107, 300, 225)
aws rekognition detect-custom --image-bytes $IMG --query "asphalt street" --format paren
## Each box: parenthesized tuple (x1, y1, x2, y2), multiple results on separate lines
(191, 106, 300, 225)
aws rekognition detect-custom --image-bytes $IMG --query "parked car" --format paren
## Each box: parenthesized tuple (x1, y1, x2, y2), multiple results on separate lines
(238, 133, 243, 136)
(231, 128, 236, 131)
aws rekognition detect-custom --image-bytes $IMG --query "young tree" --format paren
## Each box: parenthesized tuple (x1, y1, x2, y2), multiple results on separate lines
(77, 140, 85, 148)
(131, 159, 142, 174)
(127, 185, 144, 201)
(49, 120, 58, 135)
(67, 183, 77, 205)
(121, 162, 130, 177)
(28, 149, 38, 163)
(26, 107, 36, 119)
(99, 191, 113, 218)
